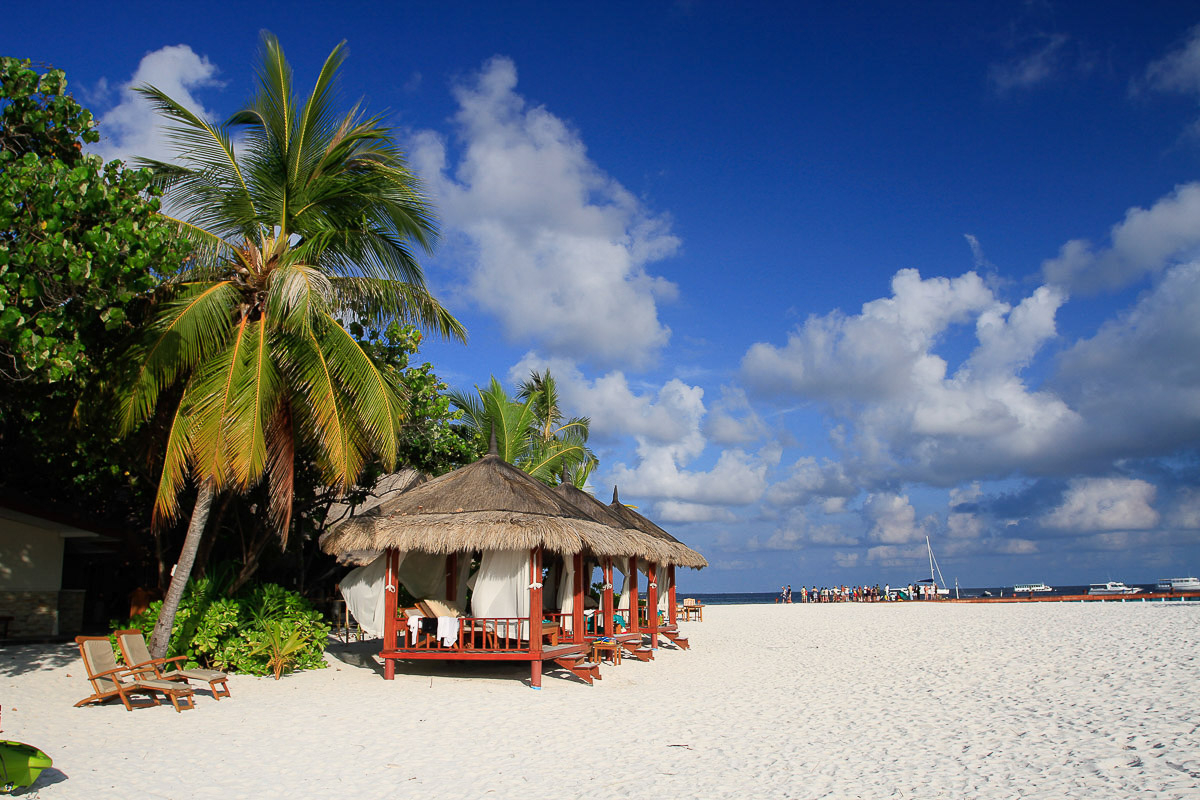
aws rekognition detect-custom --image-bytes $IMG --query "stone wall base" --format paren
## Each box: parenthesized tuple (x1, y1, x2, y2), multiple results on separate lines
(0, 590, 86, 637)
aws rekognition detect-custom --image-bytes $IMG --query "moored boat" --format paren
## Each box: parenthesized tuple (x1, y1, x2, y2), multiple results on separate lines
(1087, 581, 1141, 596)
(1013, 582, 1053, 593)
(1156, 576, 1200, 592)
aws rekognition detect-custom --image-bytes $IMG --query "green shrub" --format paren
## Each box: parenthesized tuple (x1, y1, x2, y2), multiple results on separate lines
(114, 577, 330, 677)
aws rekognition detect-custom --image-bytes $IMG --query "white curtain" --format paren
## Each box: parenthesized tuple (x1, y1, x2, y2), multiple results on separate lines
(616, 560, 631, 612)
(468, 550, 531, 639)
(557, 555, 575, 633)
(658, 567, 672, 613)
(396, 550, 446, 601)
(340, 552, 398, 637)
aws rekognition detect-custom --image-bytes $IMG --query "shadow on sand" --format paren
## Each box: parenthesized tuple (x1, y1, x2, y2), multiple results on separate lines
(323, 637, 596, 686)
(0, 643, 78, 678)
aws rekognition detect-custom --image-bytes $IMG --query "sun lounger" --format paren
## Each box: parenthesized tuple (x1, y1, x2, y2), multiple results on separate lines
(114, 629, 231, 701)
(74, 636, 195, 712)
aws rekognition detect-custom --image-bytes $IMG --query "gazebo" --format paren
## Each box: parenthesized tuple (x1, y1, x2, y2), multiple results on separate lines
(606, 487, 708, 650)
(320, 453, 639, 688)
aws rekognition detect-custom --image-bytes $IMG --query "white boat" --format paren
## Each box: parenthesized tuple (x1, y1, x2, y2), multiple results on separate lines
(1013, 582, 1053, 593)
(917, 537, 951, 598)
(1087, 581, 1142, 596)
(1156, 577, 1200, 592)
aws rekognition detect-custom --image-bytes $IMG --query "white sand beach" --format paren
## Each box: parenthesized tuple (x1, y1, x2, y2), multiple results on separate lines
(3, 602, 1199, 799)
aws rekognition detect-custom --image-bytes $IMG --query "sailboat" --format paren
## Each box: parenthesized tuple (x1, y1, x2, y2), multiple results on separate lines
(916, 536, 950, 597)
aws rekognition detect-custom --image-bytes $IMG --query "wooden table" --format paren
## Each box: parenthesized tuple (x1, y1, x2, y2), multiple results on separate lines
(591, 640, 621, 665)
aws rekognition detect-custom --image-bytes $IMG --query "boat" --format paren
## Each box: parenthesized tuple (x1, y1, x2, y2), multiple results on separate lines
(0, 740, 52, 793)
(1156, 577, 1200, 592)
(916, 537, 951, 598)
(1013, 582, 1053, 593)
(1087, 581, 1142, 596)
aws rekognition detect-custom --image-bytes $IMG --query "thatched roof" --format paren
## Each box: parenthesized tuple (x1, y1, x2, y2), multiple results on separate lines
(608, 487, 709, 569)
(551, 483, 673, 564)
(318, 469, 429, 565)
(320, 454, 634, 558)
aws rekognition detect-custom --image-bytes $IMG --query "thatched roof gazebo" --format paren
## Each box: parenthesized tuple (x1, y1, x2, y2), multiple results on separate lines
(320, 453, 644, 687)
(607, 487, 708, 569)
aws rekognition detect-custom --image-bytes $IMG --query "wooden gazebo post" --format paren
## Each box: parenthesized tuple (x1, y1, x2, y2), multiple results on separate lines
(572, 552, 585, 644)
(626, 556, 640, 636)
(647, 561, 659, 649)
(602, 558, 616, 635)
(383, 548, 400, 681)
(530, 546, 544, 688)
(668, 564, 678, 626)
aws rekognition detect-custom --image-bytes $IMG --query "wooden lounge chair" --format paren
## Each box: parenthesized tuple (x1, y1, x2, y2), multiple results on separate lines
(74, 636, 195, 712)
(115, 629, 232, 701)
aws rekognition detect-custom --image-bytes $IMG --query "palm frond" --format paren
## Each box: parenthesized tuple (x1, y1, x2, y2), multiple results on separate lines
(115, 281, 241, 435)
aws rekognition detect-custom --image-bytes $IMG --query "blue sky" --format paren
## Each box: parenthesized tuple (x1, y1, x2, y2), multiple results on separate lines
(7, 2, 1200, 591)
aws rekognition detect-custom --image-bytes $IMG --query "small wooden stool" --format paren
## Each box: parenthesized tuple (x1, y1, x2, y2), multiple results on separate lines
(591, 640, 621, 665)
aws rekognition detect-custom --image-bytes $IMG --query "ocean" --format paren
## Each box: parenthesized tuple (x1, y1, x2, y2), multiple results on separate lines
(687, 584, 1163, 605)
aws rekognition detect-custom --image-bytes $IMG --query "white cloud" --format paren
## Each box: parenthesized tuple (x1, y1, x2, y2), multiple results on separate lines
(989, 35, 1069, 93)
(743, 269, 1081, 485)
(1052, 260, 1200, 455)
(1142, 25, 1200, 96)
(654, 501, 736, 524)
(704, 386, 768, 445)
(863, 493, 925, 544)
(90, 45, 221, 164)
(947, 512, 984, 540)
(1041, 183, 1200, 293)
(1041, 478, 1159, 532)
(765, 457, 856, 507)
(411, 57, 678, 369)
(1167, 489, 1200, 529)
(609, 447, 768, 506)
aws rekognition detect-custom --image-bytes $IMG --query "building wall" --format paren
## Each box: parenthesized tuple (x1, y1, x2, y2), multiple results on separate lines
(0, 519, 64, 592)
(0, 516, 67, 637)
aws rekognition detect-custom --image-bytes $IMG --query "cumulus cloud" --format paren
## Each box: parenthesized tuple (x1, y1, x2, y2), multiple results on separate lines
(654, 500, 737, 524)
(743, 269, 1081, 485)
(1052, 260, 1200, 457)
(1041, 183, 1200, 293)
(765, 457, 856, 507)
(411, 57, 678, 369)
(90, 45, 222, 164)
(864, 493, 926, 544)
(1041, 478, 1160, 532)
(704, 386, 768, 445)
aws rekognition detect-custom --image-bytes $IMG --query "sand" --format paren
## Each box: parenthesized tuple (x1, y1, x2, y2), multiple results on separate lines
(2, 602, 1198, 799)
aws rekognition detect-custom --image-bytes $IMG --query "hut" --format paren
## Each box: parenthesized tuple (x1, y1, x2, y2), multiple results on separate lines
(320, 453, 639, 688)
(606, 487, 708, 650)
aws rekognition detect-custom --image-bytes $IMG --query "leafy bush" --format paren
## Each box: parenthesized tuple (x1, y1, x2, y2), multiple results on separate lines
(114, 576, 330, 677)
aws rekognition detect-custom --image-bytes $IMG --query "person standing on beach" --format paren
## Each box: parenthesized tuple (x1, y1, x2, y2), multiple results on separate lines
(786, 585, 792, 603)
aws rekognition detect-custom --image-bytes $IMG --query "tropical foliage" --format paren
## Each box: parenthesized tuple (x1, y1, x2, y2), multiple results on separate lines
(0, 57, 183, 385)
(450, 369, 597, 486)
(113, 32, 465, 656)
(118, 573, 329, 677)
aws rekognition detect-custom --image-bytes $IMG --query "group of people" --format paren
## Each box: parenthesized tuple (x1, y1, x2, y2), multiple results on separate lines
(777, 583, 943, 602)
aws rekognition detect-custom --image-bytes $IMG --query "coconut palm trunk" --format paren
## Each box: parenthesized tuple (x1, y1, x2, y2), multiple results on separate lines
(148, 481, 215, 657)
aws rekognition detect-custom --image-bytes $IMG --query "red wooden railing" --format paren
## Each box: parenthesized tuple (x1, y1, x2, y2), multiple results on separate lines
(395, 615, 535, 653)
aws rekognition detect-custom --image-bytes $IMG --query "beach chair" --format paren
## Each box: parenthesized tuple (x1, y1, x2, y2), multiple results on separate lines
(115, 629, 232, 701)
(74, 636, 195, 713)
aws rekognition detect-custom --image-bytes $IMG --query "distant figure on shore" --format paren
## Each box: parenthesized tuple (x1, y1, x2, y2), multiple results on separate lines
(785, 585, 792, 603)
(778, 585, 786, 604)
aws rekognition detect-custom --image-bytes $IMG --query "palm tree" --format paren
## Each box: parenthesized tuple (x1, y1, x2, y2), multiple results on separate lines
(450, 371, 596, 486)
(115, 33, 465, 657)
